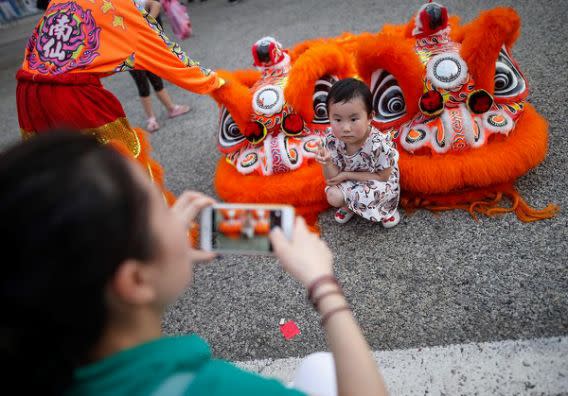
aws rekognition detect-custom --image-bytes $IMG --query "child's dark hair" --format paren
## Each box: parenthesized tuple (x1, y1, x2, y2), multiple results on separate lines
(0, 132, 154, 394)
(326, 78, 373, 116)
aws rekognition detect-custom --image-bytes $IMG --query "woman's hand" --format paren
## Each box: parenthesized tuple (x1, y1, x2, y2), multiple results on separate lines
(172, 191, 217, 262)
(315, 141, 332, 165)
(270, 217, 333, 288)
(172, 191, 215, 229)
(326, 172, 347, 186)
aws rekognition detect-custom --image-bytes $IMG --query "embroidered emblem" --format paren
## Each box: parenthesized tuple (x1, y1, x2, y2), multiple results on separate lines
(26, 2, 101, 75)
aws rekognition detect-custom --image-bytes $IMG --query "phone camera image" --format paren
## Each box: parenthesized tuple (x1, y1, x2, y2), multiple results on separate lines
(211, 208, 277, 253)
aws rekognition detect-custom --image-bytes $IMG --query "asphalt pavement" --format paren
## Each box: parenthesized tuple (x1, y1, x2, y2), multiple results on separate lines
(0, 0, 566, 385)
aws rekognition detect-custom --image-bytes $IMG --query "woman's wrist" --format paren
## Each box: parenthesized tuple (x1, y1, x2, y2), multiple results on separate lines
(307, 274, 338, 301)
(306, 275, 349, 318)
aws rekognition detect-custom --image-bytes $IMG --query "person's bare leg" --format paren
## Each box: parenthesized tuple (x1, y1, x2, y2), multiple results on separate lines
(140, 96, 156, 119)
(156, 89, 190, 118)
(326, 187, 345, 208)
(326, 186, 354, 224)
(155, 89, 175, 113)
(140, 96, 160, 132)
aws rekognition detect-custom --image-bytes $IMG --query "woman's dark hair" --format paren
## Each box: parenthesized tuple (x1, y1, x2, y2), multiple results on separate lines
(0, 132, 154, 394)
(326, 78, 373, 116)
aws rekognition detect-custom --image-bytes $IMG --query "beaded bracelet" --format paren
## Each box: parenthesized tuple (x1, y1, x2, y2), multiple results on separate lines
(311, 289, 344, 310)
(307, 274, 339, 302)
(320, 306, 351, 327)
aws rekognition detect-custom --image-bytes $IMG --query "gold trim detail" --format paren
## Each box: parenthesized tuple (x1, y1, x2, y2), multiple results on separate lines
(20, 117, 142, 158)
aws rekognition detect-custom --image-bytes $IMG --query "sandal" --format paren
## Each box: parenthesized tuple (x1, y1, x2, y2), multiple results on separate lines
(147, 117, 160, 132)
(334, 207, 354, 224)
(381, 209, 401, 228)
(168, 104, 190, 118)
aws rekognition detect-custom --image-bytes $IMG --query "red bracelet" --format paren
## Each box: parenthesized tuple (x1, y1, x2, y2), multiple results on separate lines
(307, 275, 339, 302)
(312, 290, 343, 310)
(320, 306, 351, 326)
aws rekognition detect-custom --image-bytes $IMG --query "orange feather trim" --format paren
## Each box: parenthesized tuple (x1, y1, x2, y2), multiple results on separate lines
(214, 159, 328, 226)
(210, 70, 255, 135)
(398, 104, 548, 195)
(231, 69, 261, 88)
(456, 8, 521, 94)
(401, 183, 558, 223)
(108, 128, 175, 206)
(285, 42, 356, 122)
(355, 33, 424, 128)
(289, 38, 328, 62)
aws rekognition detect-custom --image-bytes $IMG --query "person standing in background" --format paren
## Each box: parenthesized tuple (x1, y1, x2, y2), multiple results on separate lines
(130, 0, 190, 132)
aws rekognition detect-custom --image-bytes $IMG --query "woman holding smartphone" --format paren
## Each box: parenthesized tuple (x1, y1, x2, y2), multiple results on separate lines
(0, 133, 387, 396)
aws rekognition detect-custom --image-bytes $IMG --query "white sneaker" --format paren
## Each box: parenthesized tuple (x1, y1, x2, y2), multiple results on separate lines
(334, 207, 354, 224)
(381, 209, 400, 228)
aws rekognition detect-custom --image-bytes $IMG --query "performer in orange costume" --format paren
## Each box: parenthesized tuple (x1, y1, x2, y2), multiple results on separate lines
(16, 0, 223, 203)
(347, 2, 557, 221)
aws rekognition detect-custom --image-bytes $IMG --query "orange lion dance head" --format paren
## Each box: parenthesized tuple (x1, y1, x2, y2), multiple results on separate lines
(351, 2, 557, 221)
(211, 37, 355, 224)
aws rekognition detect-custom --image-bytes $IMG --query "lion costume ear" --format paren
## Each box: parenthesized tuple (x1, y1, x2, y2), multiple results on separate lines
(355, 32, 423, 129)
(211, 69, 257, 135)
(285, 42, 356, 122)
(455, 8, 522, 95)
(230, 69, 261, 88)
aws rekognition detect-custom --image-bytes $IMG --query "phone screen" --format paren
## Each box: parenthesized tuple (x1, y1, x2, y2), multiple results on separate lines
(210, 208, 283, 253)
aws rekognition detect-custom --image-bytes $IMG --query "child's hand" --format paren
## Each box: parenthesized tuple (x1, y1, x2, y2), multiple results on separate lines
(270, 216, 333, 288)
(315, 141, 331, 165)
(374, 167, 393, 182)
(326, 172, 348, 186)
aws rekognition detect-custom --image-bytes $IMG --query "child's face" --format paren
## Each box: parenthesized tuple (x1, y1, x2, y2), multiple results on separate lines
(329, 97, 371, 145)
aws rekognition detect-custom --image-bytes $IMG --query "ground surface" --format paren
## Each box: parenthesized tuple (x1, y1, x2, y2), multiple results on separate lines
(0, 0, 566, 393)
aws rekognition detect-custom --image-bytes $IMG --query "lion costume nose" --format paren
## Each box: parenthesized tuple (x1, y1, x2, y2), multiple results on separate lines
(467, 89, 494, 114)
(251, 36, 286, 68)
(254, 41, 271, 65)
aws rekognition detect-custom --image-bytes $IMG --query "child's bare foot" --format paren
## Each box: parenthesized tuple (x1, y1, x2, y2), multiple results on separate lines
(381, 209, 400, 228)
(334, 207, 354, 224)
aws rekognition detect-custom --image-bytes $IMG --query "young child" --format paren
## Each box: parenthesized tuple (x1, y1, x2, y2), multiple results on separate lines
(130, 0, 190, 132)
(316, 78, 401, 227)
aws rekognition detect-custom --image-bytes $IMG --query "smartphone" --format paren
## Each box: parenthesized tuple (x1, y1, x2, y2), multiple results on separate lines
(200, 204, 295, 255)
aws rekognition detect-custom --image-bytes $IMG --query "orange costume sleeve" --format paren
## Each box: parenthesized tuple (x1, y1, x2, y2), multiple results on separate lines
(127, 2, 224, 94)
(21, 0, 222, 94)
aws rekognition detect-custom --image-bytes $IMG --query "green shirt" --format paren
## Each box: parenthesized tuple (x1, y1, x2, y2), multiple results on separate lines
(66, 335, 306, 396)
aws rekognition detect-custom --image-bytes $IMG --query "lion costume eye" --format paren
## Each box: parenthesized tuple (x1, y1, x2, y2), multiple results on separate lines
(312, 75, 338, 124)
(371, 69, 406, 123)
(494, 47, 526, 98)
(218, 107, 246, 151)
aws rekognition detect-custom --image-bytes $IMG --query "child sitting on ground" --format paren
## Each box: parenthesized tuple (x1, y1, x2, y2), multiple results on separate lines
(316, 78, 401, 227)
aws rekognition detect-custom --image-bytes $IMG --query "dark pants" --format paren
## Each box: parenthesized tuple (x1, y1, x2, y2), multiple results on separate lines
(129, 71, 165, 98)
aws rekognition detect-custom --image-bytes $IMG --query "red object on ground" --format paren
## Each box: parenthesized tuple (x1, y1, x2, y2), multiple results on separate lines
(279, 320, 301, 340)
